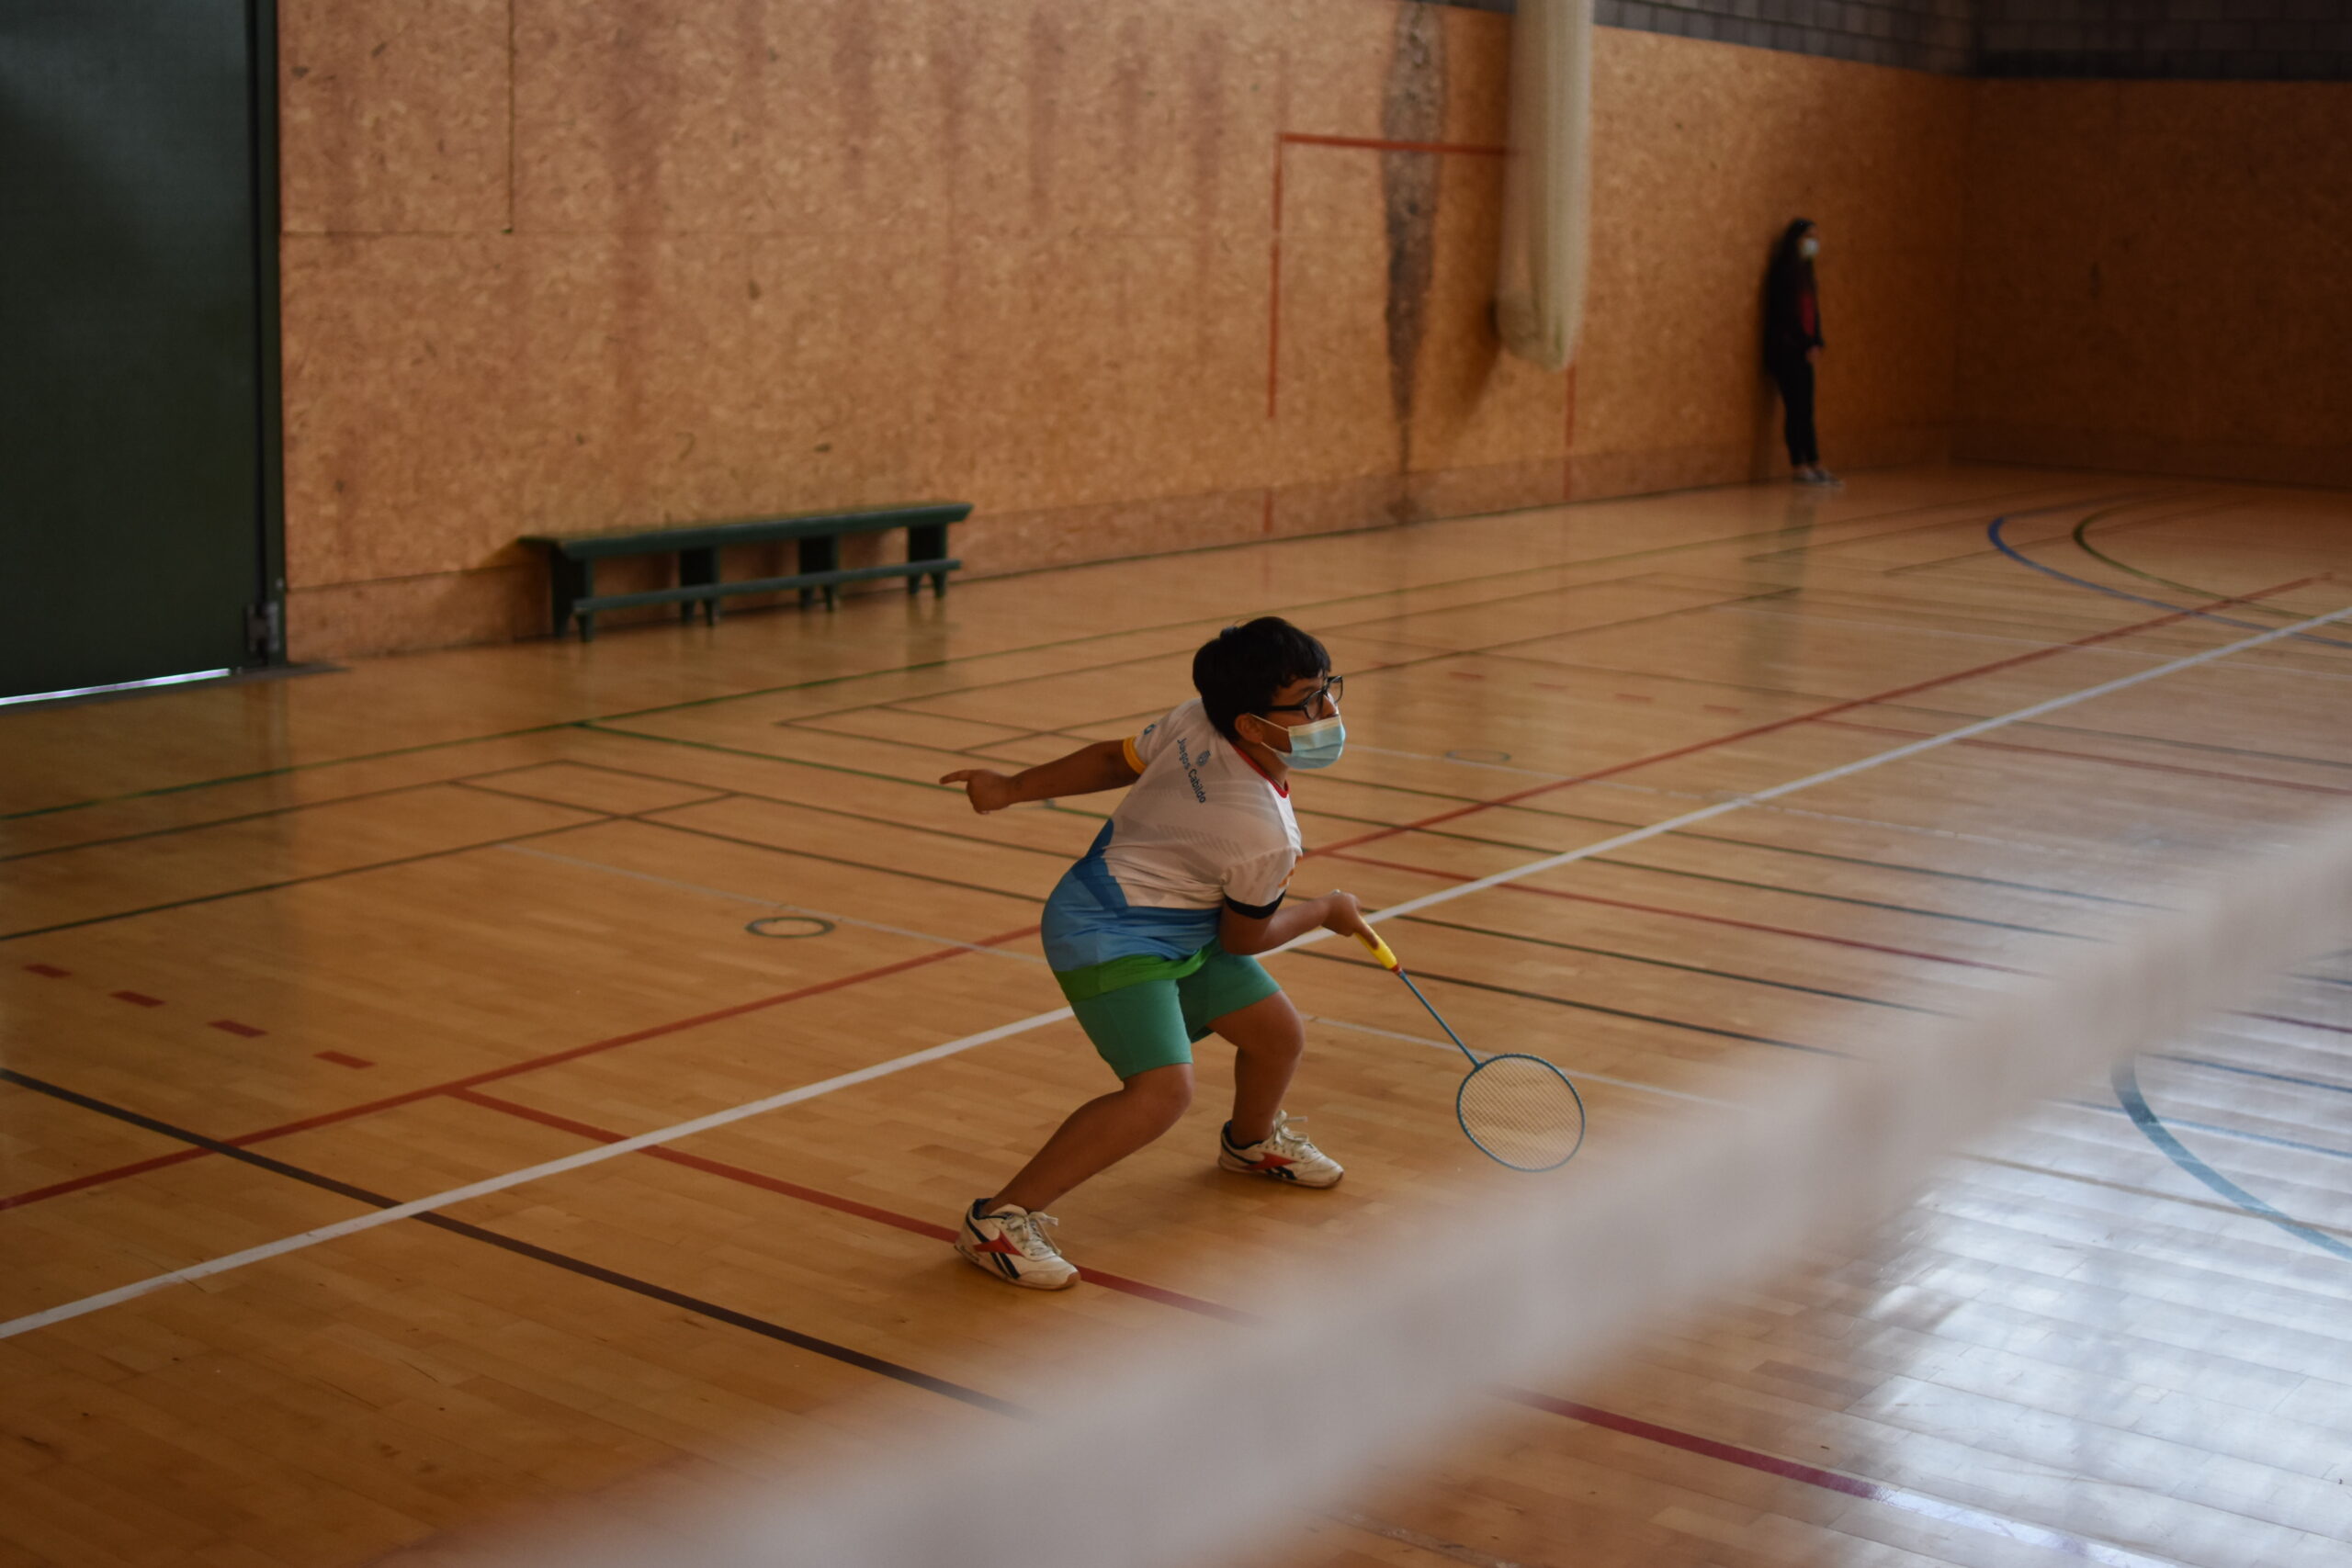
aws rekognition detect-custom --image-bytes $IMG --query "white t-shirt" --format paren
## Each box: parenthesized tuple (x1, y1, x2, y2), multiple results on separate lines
(1040, 698, 1302, 973)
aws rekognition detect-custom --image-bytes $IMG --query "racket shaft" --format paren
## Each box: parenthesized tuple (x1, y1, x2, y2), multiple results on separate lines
(1397, 972, 1480, 1066)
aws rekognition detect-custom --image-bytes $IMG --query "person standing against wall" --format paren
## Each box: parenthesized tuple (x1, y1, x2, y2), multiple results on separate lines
(1764, 219, 1836, 486)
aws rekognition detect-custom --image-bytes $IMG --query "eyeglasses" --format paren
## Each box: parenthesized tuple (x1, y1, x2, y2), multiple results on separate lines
(1262, 674, 1344, 717)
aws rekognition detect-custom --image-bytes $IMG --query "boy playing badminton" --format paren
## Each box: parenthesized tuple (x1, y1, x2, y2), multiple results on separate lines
(939, 617, 1375, 1288)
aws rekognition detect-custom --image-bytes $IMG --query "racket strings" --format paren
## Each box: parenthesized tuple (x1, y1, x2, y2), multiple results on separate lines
(1457, 1054, 1586, 1171)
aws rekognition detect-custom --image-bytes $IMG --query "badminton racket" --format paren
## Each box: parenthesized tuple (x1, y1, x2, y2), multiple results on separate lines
(1355, 929, 1586, 1171)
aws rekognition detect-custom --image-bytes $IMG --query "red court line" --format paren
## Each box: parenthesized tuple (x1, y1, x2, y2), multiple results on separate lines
(450, 1089, 1256, 1325)
(0, 923, 1041, 1212)
(1312, 575, 2324, 857)
(0, 1147, 211, 1212)
(446, 1089, 2125, 1559)
(1495, 1386, 1876, 1499)
(1813, 716, 2352, 799)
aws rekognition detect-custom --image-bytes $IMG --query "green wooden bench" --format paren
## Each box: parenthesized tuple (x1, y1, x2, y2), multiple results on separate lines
(521, 502, 968, 641)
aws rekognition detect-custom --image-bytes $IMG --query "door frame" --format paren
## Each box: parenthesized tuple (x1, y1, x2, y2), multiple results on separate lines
(245, 0, 287, 667)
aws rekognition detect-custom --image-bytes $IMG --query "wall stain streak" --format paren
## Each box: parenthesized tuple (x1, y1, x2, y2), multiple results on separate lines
(1380, 6, 1446, 491)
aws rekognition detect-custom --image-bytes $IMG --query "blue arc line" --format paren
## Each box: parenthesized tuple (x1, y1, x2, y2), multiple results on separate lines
(1985, 514, 2352, 649)
(2109, 1063, 2352, 1262)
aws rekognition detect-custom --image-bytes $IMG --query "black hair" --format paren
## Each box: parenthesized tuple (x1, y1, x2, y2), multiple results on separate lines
(1192, 617, 1331, 742)
(1776, 217, 1816, 254)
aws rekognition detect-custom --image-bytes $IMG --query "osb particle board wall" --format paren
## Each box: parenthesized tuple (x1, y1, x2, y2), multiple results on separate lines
(280, 2, 1970, 660)
(1956, 80, 2352, 489)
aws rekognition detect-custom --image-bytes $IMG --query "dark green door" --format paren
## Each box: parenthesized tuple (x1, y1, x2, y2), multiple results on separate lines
(0, 0, 277, 701)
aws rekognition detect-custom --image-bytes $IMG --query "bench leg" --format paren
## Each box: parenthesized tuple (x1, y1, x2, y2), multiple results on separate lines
(797, 535, 838, 610)
(907, 521, 947, 596)
(549, 555, 588, 638)
(559, 558, 597, 641)
(679, 546, 720, 626)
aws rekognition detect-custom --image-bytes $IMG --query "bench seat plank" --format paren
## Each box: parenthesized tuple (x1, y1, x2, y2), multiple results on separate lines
(522, 502, 968, 639)
(521, 502, 968, 560)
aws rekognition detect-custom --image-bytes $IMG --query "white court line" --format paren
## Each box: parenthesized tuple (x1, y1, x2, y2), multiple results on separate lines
(7, 598, 2349, 1343)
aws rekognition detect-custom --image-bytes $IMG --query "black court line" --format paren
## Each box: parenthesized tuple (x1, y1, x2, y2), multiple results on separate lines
(483, 750, 2163, 954)
(0, 817, 608, 944)
(1450, 639, 2352, 776)
(0, 478, 2104, 826)
(580, 730, 2131, 949)
(0, 776, 481, 865)
(0, 1066, 1029, 1416)
(1291, 949, 1846, 1056)
(1395, 914, 1943, 1014)
(0, 504, 2190, 882)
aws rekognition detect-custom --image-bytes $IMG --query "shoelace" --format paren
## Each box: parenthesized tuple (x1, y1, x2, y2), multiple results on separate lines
(1007, 1210, 1063, 1260)
(1267, 1115, 1316, 1155)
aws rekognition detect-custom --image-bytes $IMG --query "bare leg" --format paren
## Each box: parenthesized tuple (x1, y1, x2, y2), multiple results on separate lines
(1212, 990, 1305, 1145)
(992, 1064, 1193, 1213)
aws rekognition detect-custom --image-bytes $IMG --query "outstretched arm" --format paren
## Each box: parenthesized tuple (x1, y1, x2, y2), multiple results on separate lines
(941, 739, 1140, 815)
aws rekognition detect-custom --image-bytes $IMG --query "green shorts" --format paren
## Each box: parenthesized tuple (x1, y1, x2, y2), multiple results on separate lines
(1055, 943, 1283, 1080)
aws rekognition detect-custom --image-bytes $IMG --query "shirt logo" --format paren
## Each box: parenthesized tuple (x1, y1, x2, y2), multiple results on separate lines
(1173, 737, 1209, 804)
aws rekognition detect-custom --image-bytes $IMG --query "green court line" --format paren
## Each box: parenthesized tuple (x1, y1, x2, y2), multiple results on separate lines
(757, 576, 1801, 733)
(1292, 947, 1842, 1055)
(0, 479, 2094, 826)
(0, 722, 580, 827)
(0, 817, 602, 944)
(597, 718, 2159, 932)
(2072, 507, 2338, 622)
(1394, 913, 1943, 1013)
(639, 817, 1055, 906)
(0, 775, 467, 865)
(5, 487, 2201, 935)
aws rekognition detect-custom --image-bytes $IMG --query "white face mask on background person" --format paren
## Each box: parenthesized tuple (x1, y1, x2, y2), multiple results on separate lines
(1798, 235, 1820, 258)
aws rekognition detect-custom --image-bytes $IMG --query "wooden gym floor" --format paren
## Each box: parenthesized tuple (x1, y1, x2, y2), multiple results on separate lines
(4, 466, 2349, 1568)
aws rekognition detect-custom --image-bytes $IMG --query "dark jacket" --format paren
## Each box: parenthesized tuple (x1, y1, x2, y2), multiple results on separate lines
(1763, 226, 1823, 364)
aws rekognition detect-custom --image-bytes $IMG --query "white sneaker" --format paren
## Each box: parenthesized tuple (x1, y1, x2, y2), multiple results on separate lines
(956, 1201, 1080, 1290)
(1218, 1112, 1344, 1188)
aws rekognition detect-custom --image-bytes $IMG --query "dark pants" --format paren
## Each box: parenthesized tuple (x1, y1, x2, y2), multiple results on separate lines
(1767, 355, 1818, 468)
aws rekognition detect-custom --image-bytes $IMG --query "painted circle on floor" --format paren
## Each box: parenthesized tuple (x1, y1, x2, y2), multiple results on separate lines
(747, 915, 835, 939)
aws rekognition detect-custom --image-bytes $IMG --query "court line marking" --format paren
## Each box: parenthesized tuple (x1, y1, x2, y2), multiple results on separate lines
(501, 844, 1051, 962)
(0, 573, 1792, 904)
(3, 479, 2094, 825)
(1313, 573, 2329, 857)
(8, 596, 2349, 1342)
(2073, 506, 2352, 621)
(1992, 513, 2352, 650)
(0, 1067, 1027, 1416)
(436, 1084, 2193, 1568)
(1, 521, 2173, 912)
(2110, 1065, 2352, 1263)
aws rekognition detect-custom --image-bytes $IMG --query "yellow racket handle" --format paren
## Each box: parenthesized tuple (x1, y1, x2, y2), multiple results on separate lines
(1354, 930, 1402, 971)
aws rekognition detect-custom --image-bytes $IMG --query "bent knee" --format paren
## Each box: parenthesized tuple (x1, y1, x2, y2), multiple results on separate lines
(1122, 1064, 1194, 1122)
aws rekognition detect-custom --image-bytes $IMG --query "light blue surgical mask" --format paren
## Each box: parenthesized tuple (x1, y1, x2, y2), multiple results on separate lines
(1283, 713, 1346, 770)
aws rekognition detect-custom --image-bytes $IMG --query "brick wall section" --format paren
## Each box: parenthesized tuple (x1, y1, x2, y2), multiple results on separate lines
(1430, 0, 2352, 79)
(1596, 2, 1974, 73)
(1976, 2, 2352, 82)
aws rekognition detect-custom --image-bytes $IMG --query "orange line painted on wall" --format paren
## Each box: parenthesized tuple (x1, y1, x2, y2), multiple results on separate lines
(1278, 132, 1507, 156)
(1267, 139, 1286, 420)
